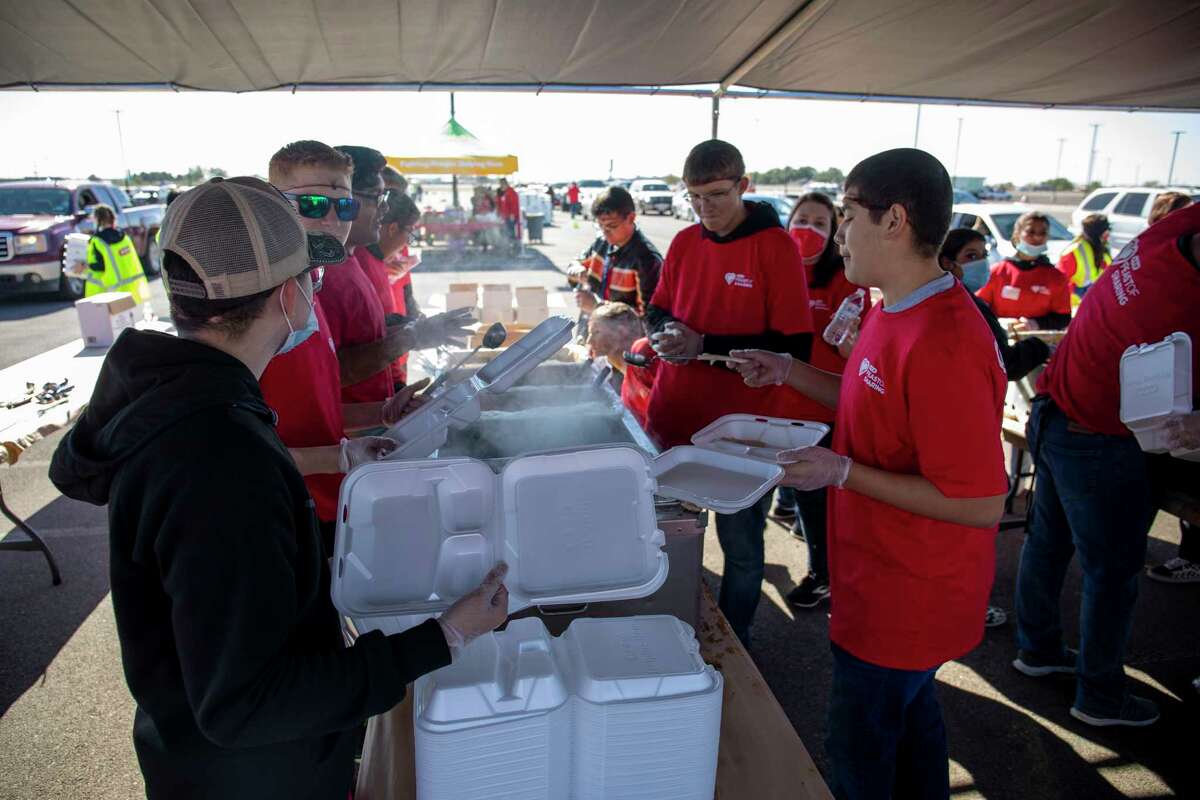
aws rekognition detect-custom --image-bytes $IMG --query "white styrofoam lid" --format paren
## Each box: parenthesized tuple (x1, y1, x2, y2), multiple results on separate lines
(331, 447, 668, 628)
(471, 315, 575, 394)
(691, 413, 830, 461)
(382, 381, 481, 460)
(417, 617, 569, 729)
(560, 616, 717, 704)
(1119, 332, 1193, 428)
(651, 445, 783, 515)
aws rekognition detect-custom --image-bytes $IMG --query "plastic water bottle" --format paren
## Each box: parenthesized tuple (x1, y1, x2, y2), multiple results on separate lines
(822, 288, 865, 346)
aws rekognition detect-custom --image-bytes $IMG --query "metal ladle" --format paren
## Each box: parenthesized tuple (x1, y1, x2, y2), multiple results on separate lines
(424, 322, 508, 395)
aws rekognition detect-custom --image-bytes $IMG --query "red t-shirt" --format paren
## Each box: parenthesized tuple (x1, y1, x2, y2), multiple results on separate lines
(829, 277, 1008, 670)
(777, 268, 871, 425)
(258, 298, 345, 523)
(319, 254, 394, 404)
(355, 247, 409, 387)
(498, 188, 521, 221)
(975, 258, 1071, 321)
(1039, 204, 1200, 435)
(620, 338, 658, 429)
(566, 185, 580, 204)
(645, 218, 814, 448)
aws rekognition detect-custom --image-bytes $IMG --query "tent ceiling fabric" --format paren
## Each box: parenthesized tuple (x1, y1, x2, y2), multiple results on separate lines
(1, 0, 1198, 109)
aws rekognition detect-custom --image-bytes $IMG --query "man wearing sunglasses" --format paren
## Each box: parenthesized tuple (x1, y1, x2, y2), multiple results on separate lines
(261, 141, 427, 547)
(644, 139, 814, 649)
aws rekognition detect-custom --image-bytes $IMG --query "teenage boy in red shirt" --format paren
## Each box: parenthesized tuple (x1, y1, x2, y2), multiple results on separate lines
(1013, 203, 1200, 728)
(647, 139, 814, 647)
(734, 148, 1007, 799)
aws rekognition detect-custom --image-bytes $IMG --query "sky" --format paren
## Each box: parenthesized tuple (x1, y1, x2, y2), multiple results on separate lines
(1, 89, 1197, 188)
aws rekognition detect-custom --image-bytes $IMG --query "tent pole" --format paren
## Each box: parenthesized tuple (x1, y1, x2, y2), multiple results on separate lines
(711, 95, 720, 139)
(452, 174, 459, 209)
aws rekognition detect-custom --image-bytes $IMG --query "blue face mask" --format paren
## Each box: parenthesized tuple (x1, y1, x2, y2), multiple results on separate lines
(1016, 240, 1048, 258)
(276, 278, 318, 356)
(959, 258, 991, 293)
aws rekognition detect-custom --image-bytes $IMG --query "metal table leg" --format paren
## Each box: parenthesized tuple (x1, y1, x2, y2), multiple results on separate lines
(0, 478, 63, 586)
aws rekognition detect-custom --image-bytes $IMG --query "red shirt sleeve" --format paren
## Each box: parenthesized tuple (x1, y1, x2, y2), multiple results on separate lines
(1051, 273, 1072, 316)
(905, 337, 1008, 500)
(1056, 251, 1078, 281)
(765, 234, 814, 334)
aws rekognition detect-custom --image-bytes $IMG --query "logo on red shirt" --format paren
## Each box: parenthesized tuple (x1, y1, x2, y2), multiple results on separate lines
(723, 271, 754, 288)
(858, 357, 886, 395)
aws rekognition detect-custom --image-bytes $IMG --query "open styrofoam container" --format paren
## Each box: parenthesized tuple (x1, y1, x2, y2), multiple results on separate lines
(413, 615, 722, 800)
(692, 413, 830, 461)
(1120, 332, 1198, 460)
(383, 315, 575, 459)
(332, 438, 787, 634)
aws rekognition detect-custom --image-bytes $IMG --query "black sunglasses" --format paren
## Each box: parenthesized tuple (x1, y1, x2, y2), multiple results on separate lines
(283, 192, 361, 222)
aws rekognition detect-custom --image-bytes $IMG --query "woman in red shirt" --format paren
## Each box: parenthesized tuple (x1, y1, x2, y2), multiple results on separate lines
(976, 210, 1072, 331)
(774, 191, 871, 609)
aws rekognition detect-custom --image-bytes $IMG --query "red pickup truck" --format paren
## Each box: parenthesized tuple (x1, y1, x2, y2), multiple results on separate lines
(0, 180, 165, 300)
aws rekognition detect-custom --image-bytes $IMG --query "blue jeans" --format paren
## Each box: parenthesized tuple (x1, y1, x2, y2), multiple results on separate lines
(826, 643, 948, 800)
(715, 493, 772, 647)
(1015, 397, 1156, 715)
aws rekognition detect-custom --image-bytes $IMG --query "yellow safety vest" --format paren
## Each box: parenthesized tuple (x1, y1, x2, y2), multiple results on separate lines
(85, 232, 151, 305)
(1061, 239, 1111, 289)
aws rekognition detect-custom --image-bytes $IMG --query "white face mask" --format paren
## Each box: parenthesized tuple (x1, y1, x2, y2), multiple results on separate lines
(1016, 240, 1048, 258)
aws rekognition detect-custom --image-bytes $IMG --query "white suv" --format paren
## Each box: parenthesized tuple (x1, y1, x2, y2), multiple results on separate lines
(1071, 186, 1199, 249)
(630, 180, 674, 216)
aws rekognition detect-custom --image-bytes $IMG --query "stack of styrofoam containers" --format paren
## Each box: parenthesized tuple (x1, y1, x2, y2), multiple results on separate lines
(1120, 332, 1198, 461)
(413, 615, 722, 800)
(446, 282, 479, 314)
(515, 286, 549, 327)
(481, 283, 514, 324)
(64, 232, 90, 269)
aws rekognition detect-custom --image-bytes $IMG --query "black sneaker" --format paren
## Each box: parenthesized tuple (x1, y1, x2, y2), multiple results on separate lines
(1146, 557, 1200, 584)
(770, 502, 797, 523)
(1070, 695, 1160, 728)
(1013, 647, 1077, 677)
(787, 577, 830, 609)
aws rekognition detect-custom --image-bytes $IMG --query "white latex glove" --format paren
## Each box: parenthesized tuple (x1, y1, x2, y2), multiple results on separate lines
(339, 436, 397, 472)
(380, 377, 431, 425)
(776, 446, 852, 491)
(650, 321, 703, 359)
(1164, 412, 1200, 451)
(438, 562, 510, 659)
(730, 349, 792, 387)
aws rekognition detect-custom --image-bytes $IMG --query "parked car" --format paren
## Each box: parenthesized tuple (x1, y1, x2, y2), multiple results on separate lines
(0, 180, 165, 299)
(576, 179, 608, 219)
(951, 203, 1074, 264)
(743, 193, 794, 227)
(630, 180, 674, 216)
(978, 187, 1013, 201)
(1071, 186, 1200, 250)
(673, 187, 696, 222)
(953, 189, 980, 204)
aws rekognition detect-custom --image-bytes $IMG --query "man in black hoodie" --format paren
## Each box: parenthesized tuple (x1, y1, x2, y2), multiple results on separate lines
(644, 140, 814, 646)
(50, 177, 509, 799)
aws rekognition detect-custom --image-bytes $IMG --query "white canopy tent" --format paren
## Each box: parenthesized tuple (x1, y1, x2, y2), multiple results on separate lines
(1, 0, 1198, 128)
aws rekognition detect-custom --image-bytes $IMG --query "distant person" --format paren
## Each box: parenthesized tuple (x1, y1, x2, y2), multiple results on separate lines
(83, 203, 151, 305)
(1056, 214, 1111, 302)
(772, 191, 871, 610)
(497, 178, 521, 247)
(568, 186, 663, 314)
(1013, 203, 1200, 728)
(566, 181, 581, 218)
(975, 210, 1072, 331)
(585, 302, 657, 427)
(50, 176, 509, 800)
(646, 138, 814, 647)
(1148, 191, 1192, 226)
(734, 148, 1007, 798)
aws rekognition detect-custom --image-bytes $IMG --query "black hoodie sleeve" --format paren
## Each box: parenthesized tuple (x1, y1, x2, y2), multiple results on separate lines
(1032, 311, 1072, 331)
(155, 444, 449, 748)
(973, 295, 1050, 381)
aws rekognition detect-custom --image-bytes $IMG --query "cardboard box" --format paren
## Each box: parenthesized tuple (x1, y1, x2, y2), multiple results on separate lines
(481, 283, 512, 308)
(478, 305, 514, 326)
(75, 291, 139, 347)
(515, 286, 548, 307)
(445, 282, 479, 312)
(515, 304, 550, 327)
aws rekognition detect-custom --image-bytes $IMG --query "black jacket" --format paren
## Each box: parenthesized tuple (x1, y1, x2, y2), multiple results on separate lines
(571, 227, 663, 312)
(971, 294, 1051, 381)
(50, 330, 449, 800)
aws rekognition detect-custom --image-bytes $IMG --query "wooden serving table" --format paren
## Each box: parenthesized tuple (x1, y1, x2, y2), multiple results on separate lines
(355, 587, 833, 800)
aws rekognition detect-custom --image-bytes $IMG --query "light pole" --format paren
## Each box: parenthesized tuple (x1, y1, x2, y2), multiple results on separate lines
(1053, 137, 1066, 202)
(951, 117, 963, 184)
(114, 109, 129, 189)
(913, 104, 922, 148)
(1105, 156, 1112, 186)
(1167, 130, 1185, 185)
(1085, 123, 1100, 188)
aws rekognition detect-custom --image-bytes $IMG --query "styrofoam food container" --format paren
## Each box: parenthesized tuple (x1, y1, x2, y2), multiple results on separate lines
(691, 413, 830, 461)
(1120, 332, 1197, 459)
(414, 615, 722, 800)
(384, 315, 575, 459)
